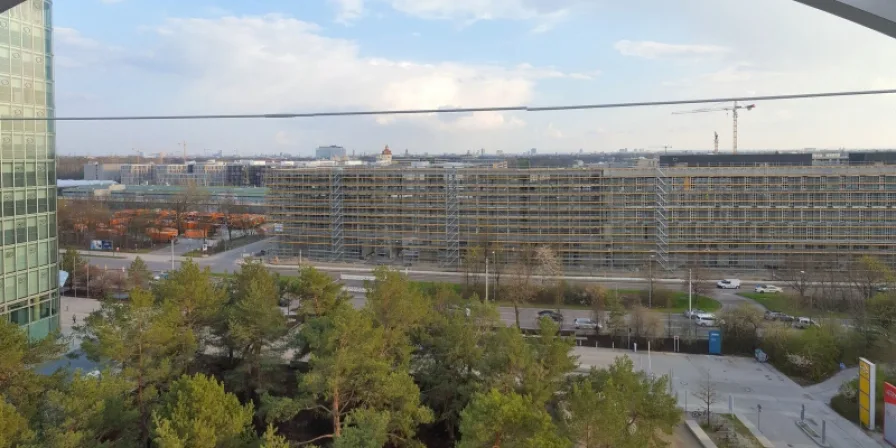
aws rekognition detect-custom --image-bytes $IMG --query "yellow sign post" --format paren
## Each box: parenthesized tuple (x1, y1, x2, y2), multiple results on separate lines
(859, 357, 876, 430)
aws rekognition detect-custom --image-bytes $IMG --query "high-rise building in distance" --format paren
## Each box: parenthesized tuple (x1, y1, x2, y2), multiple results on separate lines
(0, 0, 59, 339)
(316, 145, 346, 160)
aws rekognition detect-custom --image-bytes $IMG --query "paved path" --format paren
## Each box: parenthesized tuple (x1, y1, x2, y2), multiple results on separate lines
(574, 347, 883, 448)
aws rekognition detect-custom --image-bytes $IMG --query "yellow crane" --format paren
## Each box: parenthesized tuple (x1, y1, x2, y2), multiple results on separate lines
(673, 102, 755, 154)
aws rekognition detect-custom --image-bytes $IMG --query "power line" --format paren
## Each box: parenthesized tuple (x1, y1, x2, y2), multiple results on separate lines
(5, 88, 896, 122)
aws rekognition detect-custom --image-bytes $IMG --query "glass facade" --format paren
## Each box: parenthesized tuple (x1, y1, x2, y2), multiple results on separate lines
(0, 0, 58, 340)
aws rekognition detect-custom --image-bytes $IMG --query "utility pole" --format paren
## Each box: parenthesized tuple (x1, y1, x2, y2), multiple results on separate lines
(170, 238, 175, 270)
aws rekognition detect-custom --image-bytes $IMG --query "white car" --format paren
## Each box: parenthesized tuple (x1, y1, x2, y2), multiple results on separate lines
(574, 318, 600, 330)
(754, 284, 783, 293)
(717, 279, 741, 289)
(693, 313, 718, 327)
(683, 309, 704, 319)
(793, 317, 820, 329)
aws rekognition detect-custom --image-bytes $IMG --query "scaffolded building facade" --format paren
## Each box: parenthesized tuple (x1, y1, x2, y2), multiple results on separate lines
(267, 161, 896, 272)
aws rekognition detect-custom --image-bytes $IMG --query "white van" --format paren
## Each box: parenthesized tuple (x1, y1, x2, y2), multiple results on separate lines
(716, 279, 741, 289)
(693, 313, 718, 327)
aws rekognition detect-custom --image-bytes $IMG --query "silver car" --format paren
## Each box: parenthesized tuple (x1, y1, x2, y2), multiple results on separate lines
(573, 318, 600, 330)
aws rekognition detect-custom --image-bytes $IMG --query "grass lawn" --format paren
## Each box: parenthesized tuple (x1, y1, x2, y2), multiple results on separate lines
(615, 289, 722, 313)
(739, 292, 847, 318)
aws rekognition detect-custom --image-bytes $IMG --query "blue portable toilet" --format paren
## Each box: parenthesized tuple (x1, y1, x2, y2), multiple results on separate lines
(708, 330, 722, 355)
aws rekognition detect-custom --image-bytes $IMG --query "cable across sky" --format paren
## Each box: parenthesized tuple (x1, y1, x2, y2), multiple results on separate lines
(4, 88, 896, 122)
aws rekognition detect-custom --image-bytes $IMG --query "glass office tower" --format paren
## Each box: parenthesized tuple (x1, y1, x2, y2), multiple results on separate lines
(0, 0, 58, 339)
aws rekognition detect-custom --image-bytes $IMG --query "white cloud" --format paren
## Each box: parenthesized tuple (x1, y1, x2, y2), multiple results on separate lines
(139, 15, 582, 131)
(336, 0, 581, 30)
(330, 0, 365, 24)
(546, 122, 563, 139)
(614, 40, 731, 59)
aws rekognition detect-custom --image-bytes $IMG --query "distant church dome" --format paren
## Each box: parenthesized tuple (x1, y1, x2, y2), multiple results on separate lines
(382, 145, 392, 156)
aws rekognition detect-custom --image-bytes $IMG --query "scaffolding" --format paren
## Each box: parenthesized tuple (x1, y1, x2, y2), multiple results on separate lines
(266, 164, 896, 272)
(330, 169, 345, 262)
(655, 166, 670, 270)
(444, 169, 460, 268)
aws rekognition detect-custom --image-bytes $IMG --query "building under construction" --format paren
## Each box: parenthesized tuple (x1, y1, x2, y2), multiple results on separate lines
(266, 152, 896, 272)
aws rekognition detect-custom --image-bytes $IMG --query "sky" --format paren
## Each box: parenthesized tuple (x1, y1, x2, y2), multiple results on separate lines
(52, 0, 896, 156)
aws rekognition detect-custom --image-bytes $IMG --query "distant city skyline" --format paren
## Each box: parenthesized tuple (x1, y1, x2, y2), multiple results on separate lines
(53, 0, 896, 155)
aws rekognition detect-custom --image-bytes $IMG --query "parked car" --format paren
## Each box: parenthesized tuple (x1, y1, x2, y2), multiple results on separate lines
(754, 284, 783, 293)
(717, 279, 741, 289)
(764, 310, 794, 322)
(876, 285, 891, 293)
(793, 317, 820, 329)
(683, 309, 705, 319)
(573, 318, 600, 330)
(537, 310, 564, 324)
(693, 313, 718, 327)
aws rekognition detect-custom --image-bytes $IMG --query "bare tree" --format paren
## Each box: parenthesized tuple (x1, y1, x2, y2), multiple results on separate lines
(587, 284, 607, 325)
(692, 374, 719, 426)
(491, 242, 506, 302)
(630, 305, 663, 339)
(507, 247, 538, 328)
(535, 245, 562, 309)
(217, 195, 246, 248)
(462, 245, 482, 287)
(685, 257, 711, 299)
(778, 255, 816, 306)
(847, 255, 894, 301)
(171, 182, 209, 236)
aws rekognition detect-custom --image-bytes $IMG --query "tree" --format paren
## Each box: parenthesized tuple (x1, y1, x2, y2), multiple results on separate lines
(684, 260, 711, 302)
(171, 182, 210, 236)
(565, 356, 680, 448)
(0, 320, 66, 421)
(299, 304, 432, 446)
(693, 374, 719, 426)
(847, 255, 894, 301)
(630, 306, 663, 339)
(718, 303, 765, 354)
(258, 425, 291, 448)
(0, 398, 34, 448)
(587, 284, 607, 325)
(365, 267, 432, 364)
(127, 256, 153, 291)
(506, 247, 539, 328)
(154, 259, 226, 355)
(41, 370, 140, 447)
(78, 288, 188, 443)
(152, 373, 255, 448)
(779, 255, 815, 305)
(462, 245, 483, 287)
(414, 300, 501, 435)
(287, 266, 350, 322)
(535, 246, 562, 309)
(605, 292, 626, 337)
(216, 262, 288, 399)
(61, 247, 85, 274)
(457, 389, 568, 448)
(217, 195, 243, 247)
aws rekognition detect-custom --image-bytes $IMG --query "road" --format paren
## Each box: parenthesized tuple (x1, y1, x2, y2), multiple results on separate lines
(74, 239, 756, 316)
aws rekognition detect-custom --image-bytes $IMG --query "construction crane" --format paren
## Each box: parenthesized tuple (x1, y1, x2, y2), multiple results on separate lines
(673, 102, 755, 154)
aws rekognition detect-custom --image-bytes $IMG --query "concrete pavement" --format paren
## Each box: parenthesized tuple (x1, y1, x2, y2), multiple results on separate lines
(574, 347, 884, 448)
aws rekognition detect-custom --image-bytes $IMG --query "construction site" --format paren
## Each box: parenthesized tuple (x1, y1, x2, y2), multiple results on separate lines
(266, 151, 896, 272)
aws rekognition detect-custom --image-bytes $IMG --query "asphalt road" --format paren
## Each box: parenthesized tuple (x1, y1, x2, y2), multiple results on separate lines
(74, 239, 755, 323)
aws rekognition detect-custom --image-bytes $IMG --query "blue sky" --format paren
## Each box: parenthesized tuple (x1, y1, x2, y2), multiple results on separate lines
(52, 0, 896, 156)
